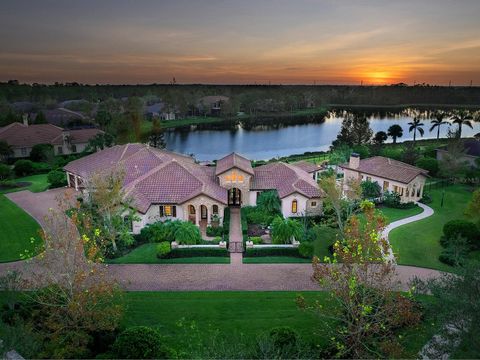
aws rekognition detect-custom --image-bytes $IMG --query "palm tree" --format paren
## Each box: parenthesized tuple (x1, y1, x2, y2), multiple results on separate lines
(429, 111, 449, 140)
(387, 124, 403, 144)
(408, 117, 425, 145)
(450, 110, 473, 138)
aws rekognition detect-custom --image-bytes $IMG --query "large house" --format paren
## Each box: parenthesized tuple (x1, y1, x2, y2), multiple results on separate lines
(436, 139, 480, 169)
(340, 154, 428, 202)
(63, 144, 324, 234)
(0, 120, 103, 158)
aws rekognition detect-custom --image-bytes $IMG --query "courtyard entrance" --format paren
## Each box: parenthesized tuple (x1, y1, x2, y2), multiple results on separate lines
(228, 188, 242, 206)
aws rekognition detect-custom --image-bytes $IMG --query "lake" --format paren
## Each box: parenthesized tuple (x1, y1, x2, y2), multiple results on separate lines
(164, 111, 480, 161)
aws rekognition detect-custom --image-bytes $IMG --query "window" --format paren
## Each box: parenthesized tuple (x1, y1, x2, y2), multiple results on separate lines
(225, 170, 244, 183)
(383, 181, 389, 192)
(160, 205, 176, 217)
(393, 185, 398, 194)
(213, 205, 219, 214)
(21, 148, 27, 156)
(71, 144, 77, 153)
(291, 199, 298, 213)
(57, 146, 63, 155)
(311, 201, 317, 207)
(417, 187, 421, 197)
(189, 205, 195, 215)
(366, 176, 372, 181)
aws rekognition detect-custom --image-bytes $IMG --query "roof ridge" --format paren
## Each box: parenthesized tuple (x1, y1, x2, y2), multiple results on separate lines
(0, 122, 23, 135)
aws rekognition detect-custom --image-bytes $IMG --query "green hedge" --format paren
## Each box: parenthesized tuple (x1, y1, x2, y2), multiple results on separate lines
(244, 247, 303, 258)
(160, 247, 229, 259)
(223, 208, 230, 236)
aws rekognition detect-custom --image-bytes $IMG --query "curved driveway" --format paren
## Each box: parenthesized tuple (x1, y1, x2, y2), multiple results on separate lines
(0, 190, 443, 291)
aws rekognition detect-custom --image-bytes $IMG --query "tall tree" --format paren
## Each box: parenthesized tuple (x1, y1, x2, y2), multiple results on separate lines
(408, 117, 425, 145)
(429, 111, 450, 139)
(126, 97, 144, 142)
(387, 124, 403, 144)
(450, 109, 473, 138)
(148, 117, 166, 149)
(299, 201, 421, 358)
(373, 131, 388, 145)
(34, 111, 47, 124)
(0, 140, 13, 161)
(332, 114, 373, 147)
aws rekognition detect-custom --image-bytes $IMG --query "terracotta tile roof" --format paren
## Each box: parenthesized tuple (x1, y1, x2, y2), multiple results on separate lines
(252, 162, 323, 199)
(339, 156, 428, 184)
(291, 160, 322, 173)
(215, 152, 254, 176)
(65, 144, 227, 213)
(0, 122, 102, 148)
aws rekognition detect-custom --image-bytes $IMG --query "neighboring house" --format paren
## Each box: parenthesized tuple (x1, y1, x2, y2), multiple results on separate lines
(197, 95, 230, 116)
(63, 144, 324, 234)
(30, 108, 88, 127)
(340, 154, 428, 203)
(436, 139, 480, 169)
(291, 160, 325, 181)
(144, 102, 177, 121)
(0, 121, 103, 158)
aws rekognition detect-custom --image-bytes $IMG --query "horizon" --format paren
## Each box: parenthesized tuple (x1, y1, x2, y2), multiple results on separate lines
(1, 0, 480, 86)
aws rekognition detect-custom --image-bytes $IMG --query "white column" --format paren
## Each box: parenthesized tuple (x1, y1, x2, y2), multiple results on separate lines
(74, 175, 78, 191)
(195, 207, 199, 226)
(66, 173, 71, 187)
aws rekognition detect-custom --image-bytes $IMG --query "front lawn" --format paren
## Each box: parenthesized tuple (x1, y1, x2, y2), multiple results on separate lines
(0, 174, 50, 194)
(108, 243, 230, 264)
(0, 195, 42, 262)
(379, 205, 424, 223)
(122, 291, 439, 358)
(389, 185, 474, 271)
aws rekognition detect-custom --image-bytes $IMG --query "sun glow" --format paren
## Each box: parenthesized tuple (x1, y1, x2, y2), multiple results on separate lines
(364, 71, 393, 84)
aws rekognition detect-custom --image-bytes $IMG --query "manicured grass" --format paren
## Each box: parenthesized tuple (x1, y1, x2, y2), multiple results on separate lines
(0, 174, 50, 194)
(0, 194, 42, 262)
(389, 185, 474, 271)
(379, 205, 424, 223)
(243, 256, 310, 264)
(108, 243, 230, 264)
(122, 291, 438, 358)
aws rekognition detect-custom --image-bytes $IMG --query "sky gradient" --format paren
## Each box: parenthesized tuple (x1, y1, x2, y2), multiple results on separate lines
(1, 0, 479, 85)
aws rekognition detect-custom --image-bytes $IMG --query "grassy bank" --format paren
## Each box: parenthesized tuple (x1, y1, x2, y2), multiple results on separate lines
(0, 194, 42, 262)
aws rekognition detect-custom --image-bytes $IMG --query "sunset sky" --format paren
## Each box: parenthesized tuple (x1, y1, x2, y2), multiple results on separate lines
(1, 0, 479, 85)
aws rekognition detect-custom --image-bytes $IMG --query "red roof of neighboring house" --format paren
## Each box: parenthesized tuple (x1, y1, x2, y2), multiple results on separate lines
(339, 156, 428, 184)
(252, 162, 323, 199)
(215, 152, 254, 176)
(291, 160, 323, 173)
(0, 122, 102, 149)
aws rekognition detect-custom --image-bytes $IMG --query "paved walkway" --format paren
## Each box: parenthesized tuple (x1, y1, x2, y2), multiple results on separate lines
(228, 207, 244, 262)
(0, 190, 443, 291)
(382, 202, 435, 262)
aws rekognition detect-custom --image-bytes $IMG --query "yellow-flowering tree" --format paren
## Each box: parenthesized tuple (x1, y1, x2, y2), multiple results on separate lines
(298, 201, 421, 358)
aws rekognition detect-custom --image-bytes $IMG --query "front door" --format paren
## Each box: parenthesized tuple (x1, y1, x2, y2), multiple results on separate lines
(228, 188, 241, 206)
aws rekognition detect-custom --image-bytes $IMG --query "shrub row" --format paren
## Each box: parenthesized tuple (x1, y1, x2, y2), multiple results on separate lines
(160, 247, 229, 259)
(244, 247, 303, 258)
(223, 208, 230, 236)
(206, 225, 224, 237)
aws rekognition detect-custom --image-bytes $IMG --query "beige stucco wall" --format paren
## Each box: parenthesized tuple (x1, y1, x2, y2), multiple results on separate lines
(343, 168, 426, 203)
(281, 192, 322, 217)
(180, 194, 226, 226)
(217, 167, 252, 206)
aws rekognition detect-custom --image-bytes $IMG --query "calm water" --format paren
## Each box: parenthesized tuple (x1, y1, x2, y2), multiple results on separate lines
(165, 112, 480, 161)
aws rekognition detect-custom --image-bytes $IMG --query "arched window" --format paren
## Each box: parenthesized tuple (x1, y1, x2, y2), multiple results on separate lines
(291, 200, 298, 213)
(189, 205, 196, 215)
(213, 205, 219, 214)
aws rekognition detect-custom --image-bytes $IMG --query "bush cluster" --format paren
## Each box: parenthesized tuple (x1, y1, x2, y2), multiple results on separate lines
(298, 242, 314, 258)
(439, 219, 480, 266)
(160, 247, 229, 259)
(242, 206, 275, 226)
(156, 241, 171, 258)
(382, 191, 416, 209)
(244, 247, 302, 258)
(206, 225, 223, 237)
(112, 326, 170, 359)
(47, 170, 67, 188)
(13, 160, 52, 177)
(139, 220, 202, 245)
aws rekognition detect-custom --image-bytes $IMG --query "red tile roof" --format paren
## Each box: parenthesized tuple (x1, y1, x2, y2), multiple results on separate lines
(215, 152, 254, 176)
(291, 160, 323, 173)
(252, 162, 323, 199)
(339, 156, 428, 184)
(0, 122, 102, 148)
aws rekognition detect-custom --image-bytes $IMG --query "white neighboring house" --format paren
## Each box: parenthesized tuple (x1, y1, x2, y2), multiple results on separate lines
(63, 144, 324, 234)
(339, 153, 428, 203)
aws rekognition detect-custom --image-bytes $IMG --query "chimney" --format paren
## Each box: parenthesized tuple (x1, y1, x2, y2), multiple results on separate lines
(22, 113, 29, 126)
(349, 153, 360, 169)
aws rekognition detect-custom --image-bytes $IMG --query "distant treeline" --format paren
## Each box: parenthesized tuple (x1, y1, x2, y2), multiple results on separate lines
(1, 82, 480, 107)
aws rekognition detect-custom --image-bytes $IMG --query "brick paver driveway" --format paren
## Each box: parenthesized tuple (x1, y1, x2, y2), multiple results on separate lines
(0, 190, 443, 291)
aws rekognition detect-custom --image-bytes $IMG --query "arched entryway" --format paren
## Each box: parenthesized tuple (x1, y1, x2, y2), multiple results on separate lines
(200, 205, 208, 220)
(228, 188, 242, 206)
(188, 204, 196, 224)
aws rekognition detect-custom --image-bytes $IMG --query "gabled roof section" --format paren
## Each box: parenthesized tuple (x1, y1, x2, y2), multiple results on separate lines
(215, 152, 254, 176)
(252, 162, 323, 199)
(0, 122, 63, 148)
(291, 160, 323, 173)
(339, 156, 429, 184)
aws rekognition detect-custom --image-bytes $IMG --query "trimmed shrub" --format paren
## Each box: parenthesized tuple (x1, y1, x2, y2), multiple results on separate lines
(30, 143, 54, 162)
(140, 220, 182, 243)
(223, 208, 230, 236)
(206, 225, 223, 237)
(439, 235, 469, 266)
(161, 247, 229, 259)
(242, 206, 274, 226)
(47, 170, 67, 188)
(0, 163, 12, 180)
(13, 159, 35, 177)
(31, 161, 52, 174)
(244, 247, 302, 258)
(298, 242, 314, 258)
(112, 326, 168, 359)
(415, 157, 439, 176)
(249, 236, 262, 244)
(361, 180, 381, 199)
(156, 241, 171, 258)
(443, 219, 479, 246)
(174, 221, 202, 245)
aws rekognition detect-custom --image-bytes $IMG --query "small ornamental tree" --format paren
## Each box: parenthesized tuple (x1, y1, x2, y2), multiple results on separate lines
(113, 326, 168, 359)
(298, 201, 421, 358)
(257, 190, 281, 215)
(271, 217, 302, 244)
(361, 179, 381, 199)
(174, 221, 202, 245)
